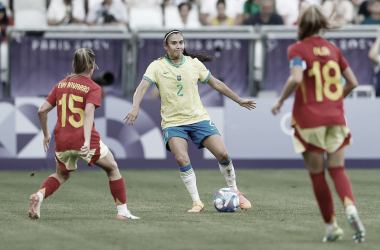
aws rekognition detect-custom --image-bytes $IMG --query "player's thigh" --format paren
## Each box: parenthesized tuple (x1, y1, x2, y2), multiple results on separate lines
(326, 148, 345, 168)
(201, 134, 229, 161)
(168, 136, 190, 166)
(302, 151, 325, 173)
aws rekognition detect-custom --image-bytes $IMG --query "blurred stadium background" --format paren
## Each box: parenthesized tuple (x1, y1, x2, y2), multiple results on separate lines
(0, 0, 379, 170)
(1, 1, 380, 249)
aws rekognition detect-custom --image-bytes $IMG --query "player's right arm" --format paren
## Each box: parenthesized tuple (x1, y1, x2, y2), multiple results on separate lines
(38, 101, 55, 152)
(80, 103, 96, 159)
(368, 37, 380, 65)
(124, 79, 151, 126)
(272, 65, 303, 115)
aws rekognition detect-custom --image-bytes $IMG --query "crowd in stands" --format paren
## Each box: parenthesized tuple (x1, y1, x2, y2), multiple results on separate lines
(0, 0, 380, 31)
(0, 0, 379, 96)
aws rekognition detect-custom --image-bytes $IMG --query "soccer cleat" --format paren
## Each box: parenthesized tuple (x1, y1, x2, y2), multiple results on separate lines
(116, 210, 140, 220)
(236, 190, 251, 210)
(188, 201, 204, 213)
(346, 210, 365, 243)
(322, 225, 344, 242)
(28, 193, 41, 219)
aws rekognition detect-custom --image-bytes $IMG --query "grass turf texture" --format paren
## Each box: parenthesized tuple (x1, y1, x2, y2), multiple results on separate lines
(1, 169, 379, 250)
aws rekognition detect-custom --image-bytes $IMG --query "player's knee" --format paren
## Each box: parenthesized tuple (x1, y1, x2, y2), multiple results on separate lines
(60, 172, 71, 181)
(217, 151, 229, 163)
(110, 160, 118, 170)
(174, 154, 190, 166)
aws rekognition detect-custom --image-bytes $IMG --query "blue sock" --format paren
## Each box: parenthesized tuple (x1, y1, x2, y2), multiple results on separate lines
(179, 163, 193, 177)
(219, 157, 231, 166)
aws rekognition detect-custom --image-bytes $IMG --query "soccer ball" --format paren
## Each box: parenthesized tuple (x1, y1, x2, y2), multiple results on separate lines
(213, 188, 240, 212)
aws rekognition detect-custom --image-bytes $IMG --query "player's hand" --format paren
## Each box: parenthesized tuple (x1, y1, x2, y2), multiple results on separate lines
(43, 135, 51, 152)
(124, 107, 139, 126)
(239, 99, 257, 110)
(79, 141, 91, 159)
(271, 100, 283, 115)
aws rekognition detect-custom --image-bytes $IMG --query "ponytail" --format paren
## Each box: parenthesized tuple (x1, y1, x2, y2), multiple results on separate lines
(164, 29, 214, 63)
(183, 48, 214, 62)
(67, 48, 98, 79)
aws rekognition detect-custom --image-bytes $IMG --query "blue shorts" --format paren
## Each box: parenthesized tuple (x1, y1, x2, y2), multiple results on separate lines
(163, 120, 220, 152)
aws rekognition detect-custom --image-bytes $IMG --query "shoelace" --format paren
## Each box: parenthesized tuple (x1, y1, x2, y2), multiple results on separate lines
(237, 191, 248, 202)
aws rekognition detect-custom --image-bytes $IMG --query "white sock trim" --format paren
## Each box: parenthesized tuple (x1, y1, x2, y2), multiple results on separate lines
(219, 162, 238, 191)
(117, 204, 128, 215)
(37, 192, 44, 202)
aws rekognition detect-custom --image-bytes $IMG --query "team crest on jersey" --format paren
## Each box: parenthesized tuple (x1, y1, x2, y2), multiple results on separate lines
(177, 75, 181, 81)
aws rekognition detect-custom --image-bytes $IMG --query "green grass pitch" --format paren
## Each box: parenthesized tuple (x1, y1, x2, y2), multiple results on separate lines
(1, 169, 379, 250)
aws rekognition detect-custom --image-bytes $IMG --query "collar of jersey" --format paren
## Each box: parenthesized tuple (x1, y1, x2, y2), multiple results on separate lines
(165, 54, 185, 68)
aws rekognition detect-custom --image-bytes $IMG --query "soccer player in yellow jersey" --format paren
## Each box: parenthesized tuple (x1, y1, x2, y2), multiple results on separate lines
(124, 29, 256, 212)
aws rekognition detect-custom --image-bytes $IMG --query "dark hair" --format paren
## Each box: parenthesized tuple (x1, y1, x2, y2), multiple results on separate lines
(216, 0, 226, 7)
(67, 48, 98, 78)
(178, 2, 191, 11)
(163, 29, 214, 62)
(0, 4, 9, 25)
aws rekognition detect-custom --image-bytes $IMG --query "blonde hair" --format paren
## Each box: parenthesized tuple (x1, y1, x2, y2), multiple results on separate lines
(67, 48, 98, 79)
(297, 4, 336, 41)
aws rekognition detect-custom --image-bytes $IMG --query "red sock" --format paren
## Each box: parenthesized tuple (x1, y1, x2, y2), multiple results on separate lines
(328, 167, 355, 207)
(309, 171, 336, 223)
(109, 178, 126, 205)
(38, 177, 60, 199)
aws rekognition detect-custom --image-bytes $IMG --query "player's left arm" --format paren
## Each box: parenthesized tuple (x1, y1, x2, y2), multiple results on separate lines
(38, 101, 55, 152)
(271, 65, 303, 115)
(207, 75, 256, 110)
(342, 67, 358, 98)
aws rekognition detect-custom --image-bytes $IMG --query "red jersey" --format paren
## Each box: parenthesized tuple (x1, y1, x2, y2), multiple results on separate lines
(287, 36, 349, 129)
(46, 76, 102, 152)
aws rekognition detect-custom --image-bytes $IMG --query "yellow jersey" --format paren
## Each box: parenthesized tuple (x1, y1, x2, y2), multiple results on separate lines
(143, 55, 211, 129)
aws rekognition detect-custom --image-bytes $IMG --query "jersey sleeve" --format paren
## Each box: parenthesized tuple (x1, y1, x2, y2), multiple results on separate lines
(143, 61, 158, 85)
(338, 49, 349, 72)
(86, 86, 102, 108)
(287, 44, 303, 61)
(46, 85, 57, 107)
(194, 58, 211, 84)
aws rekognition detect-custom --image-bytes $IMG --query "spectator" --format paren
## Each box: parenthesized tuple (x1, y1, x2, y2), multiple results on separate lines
(351, 0, 366, 7)
(200, 0, 245, 25)
(368, 36, 380, 96)
(0, 2, 12, 83)
(276, 0, 299, 26)
(243, 0, 260, 22)
(0, 2, 12, 42)
(211, 0, 235, 26)
(87, 0, 128, 26)
(322, 0, 354, 25)
(166, 2, 202, 28)
(125, 0, 162, 10)
(361, 0, 380, 24)
(47, 0, 85, 26)
(244, 0, 284, 25)
(357, 1, 371, 23)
